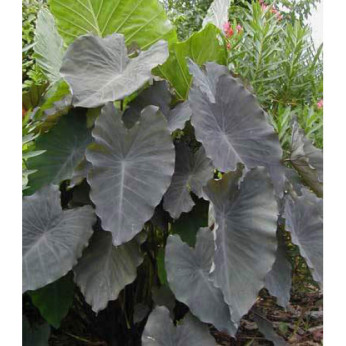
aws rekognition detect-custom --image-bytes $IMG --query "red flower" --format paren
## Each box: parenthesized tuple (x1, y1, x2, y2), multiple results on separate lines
(226, 42, 231, 50)
(317, 99, 323, 109)
(223, 21, 234, 38)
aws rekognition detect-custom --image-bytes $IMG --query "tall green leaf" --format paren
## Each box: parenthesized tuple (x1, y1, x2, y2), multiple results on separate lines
(48, 0, 176, 48)
(154, 24, 227, 100)
(29, 273, 74, 328)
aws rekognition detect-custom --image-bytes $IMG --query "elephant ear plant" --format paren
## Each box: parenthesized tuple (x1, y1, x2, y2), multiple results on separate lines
(23, 0, 323, 344)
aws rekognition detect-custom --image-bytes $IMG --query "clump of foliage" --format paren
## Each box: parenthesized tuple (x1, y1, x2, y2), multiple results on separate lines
(22, 0, 323, 344)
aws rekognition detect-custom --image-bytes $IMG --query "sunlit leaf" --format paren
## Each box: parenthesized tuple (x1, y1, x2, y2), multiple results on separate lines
(60, 34, 169, 108)
(73, 231, 143, 313)
(86, 103, 175, 245)
(163, 143, 213, 219)
(203, 0, 230, 31)
(188, 61, 284, 196)
(142, 306, 216, 346)
(284, 188, 323, 287)
(34, 9, 65, 83)
(154, 24, 227, 100)
(23, 185, 95, 292)
(166, 229, 237, 335)
(204, 166, 278, 326)
(49, 0, 176, 48)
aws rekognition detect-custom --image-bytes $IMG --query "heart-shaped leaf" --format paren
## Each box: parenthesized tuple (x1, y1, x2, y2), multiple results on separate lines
(202, 0, 231, 30)
(86, 103, 175, 245)
(23, 185, 95, 292)
(60, 34, 169, 108)
(284, 188, 323, 287)
(165, 229, 237, 336)
(73, 231, 143, 313)
(48, 0, 176, 48)
(204, 166, 278, 326)
(265, 229, 292, 308)
(34, 9, 65, 83)
(29, 273, 74, 328)
(27, 110, 92, 194)
(142, 306, 216, 346)
(189, 61, 284, 196)
(290, 120, 323, 197)
(154, 24, 227, 100)
(123, 81, 191, 132)
(163, 143, 213, 219)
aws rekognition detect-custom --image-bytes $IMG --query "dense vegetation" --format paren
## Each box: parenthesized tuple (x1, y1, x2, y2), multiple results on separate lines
(22, 0, 323, 345)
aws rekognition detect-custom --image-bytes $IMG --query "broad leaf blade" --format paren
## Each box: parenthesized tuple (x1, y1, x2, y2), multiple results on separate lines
(29, 273, 74, 328)
(49, 0, 176, 48)
(142, 306, 216, 346)
(73, 231, 143, 313)
(61, 34, 169, 108)
(163, 143, 213, 219)
(23, 185, 95, 292)
(165, 230, 237, 336)
(86, 103, 175, 245)
(284, 188, 323, 287)
(34, 9, 65, 83)
(203, 0, 230, 30)
(27, 110, 92, 194)
(265, 230, 292, 308)
(189, 61, 284, 196)
(154, 24, 227, 100)
(204, 167, 278, 326)
(290, 121, 323, 197)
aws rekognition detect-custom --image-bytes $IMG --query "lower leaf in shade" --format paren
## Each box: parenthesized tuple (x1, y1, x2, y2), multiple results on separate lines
(29, 272, 74, 328)
(265, 229, 292, 308)
(165, 229, 237, 336)
(73, 231, 143, 313)
(203, 166, 278, 327)
(284, 188, 323, 288)
(142, 306, 216, 346)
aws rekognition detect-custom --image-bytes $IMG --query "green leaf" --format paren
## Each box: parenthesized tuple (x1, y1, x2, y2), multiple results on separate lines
(34, 80, 72, 132)
(29, 273, 74, 328)
(154, 24, 227, 100)
(48, 0, 176, 48)
(34, 9, 65, 83)
(27, 110, 92, 194)
(156, 248, 167, 286)
(171, 199, 209, 247)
